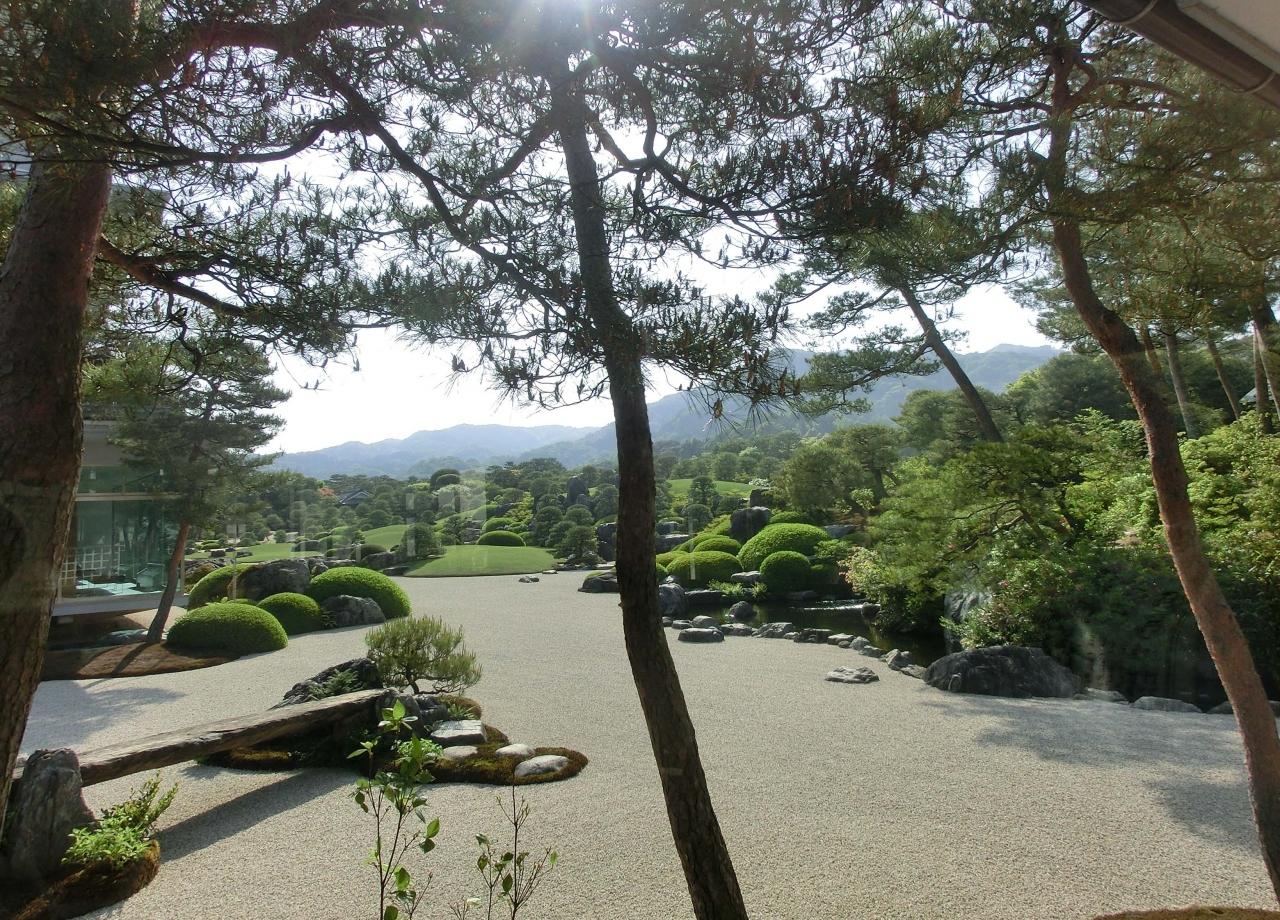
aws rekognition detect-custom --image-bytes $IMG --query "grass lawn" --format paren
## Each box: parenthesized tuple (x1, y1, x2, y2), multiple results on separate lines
(186, 542, 309, 563)
(362, 523, 408, 547)
(667, 478, 752, 500)
(405, 544, 555, 577)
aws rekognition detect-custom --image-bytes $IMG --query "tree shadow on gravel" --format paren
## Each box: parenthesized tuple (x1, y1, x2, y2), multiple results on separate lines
(23, 680, 186, 753)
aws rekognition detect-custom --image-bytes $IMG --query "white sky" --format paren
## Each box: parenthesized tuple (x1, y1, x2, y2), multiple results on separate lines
(267, 282, 1050, 453)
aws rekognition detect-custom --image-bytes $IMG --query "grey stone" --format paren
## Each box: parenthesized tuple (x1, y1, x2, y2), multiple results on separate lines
(1075, 688, 1128, 704)
(1206, 699, 1280, 716)
(782, 632, 799, 640)
(514, 754, 570, 778)
(677, 627, 725, 643)
(753, 621, 794, 639)
(495, 743, 537, 758)
(670, 619, 692, 630)
(413, 694, 450, 726)
(861, 601, 881, 616)
(273, 656, 382, 707)
(683, 589, 726, 607)
(656, 520, 682, 536)
(440, 745, 478, 763)
(690, 615, 719, 629)
(730, 507, 773, 541)
(518, 575, 540, 583)
(859, 645, 885, 658)
(899, 664, 927, 679)
(828, 633, 854, 646)
(729, 571, 762, 587)
(849, 636, 870, 651)
(748, 488, 772, 507)
(884, 649, 913, 671)
(541, 570, 558, 575)
(578, 572, 619, 593)
(359, 551, 397, 571)
(321, 595, 385, 628)
(237, 557, 311, 601)
(924, 645, 1078, 699)
(1, 749, 94, 884)
(662, 617, 673, 627)
(430, 719, 487, 746)
(657, 533, 691, 552)
(596, 522, 617, 543)
(825, 666, 880, 684)
(719, 623, 755, 637)
(823, 524, 856, 538)
(728, 601, 756, 621)
(1132, 696, 1202, 713)
(659, 583, 688, 619)
(793, 628, 831, 644)
(837, 641, 851, 649)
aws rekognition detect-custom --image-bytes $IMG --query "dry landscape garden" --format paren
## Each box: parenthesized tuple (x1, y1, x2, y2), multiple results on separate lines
(2, 1, 1280, 919)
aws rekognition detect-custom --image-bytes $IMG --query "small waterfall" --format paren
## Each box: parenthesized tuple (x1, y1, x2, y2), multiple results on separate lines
(942, 587, 989, 653)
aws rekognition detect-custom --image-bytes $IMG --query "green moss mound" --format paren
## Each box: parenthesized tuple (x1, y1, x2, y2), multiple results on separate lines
(655, 550, 687, 568)
(666, 551, 743, 589)
(656, 563, 669, 579)
(186, 563, 258, 609)
(759, 550, 813, 592)
(352, 543, 389, 561)
(480, 516, 516, 533)
(770, 510, 816, 525)
(694, 535, 742, 554)
(430, 744, 589, 786)
(738, 523, 830, 571)
(166, 602, 288, 655)
(257, 592, 328, 635)
(477, 530, 524, 547)
(307, 568, 412, 619)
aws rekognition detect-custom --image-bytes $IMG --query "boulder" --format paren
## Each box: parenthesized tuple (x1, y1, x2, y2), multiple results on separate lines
(860, 602, 881, 616)
(828, 633, 854, 646)
(514, 754, 570, 778)
(273, 656, 382, 707)
(360, 552, 397, 571)
(321, 595, 386, 628)
(1075, 688, 1128, 704)
(308, 560, 329, 576)
(579, 572, 619, 593)
(924, 645, 1078, 699)
(656, 520, 682, 536)
(656, 533, 691, 552)
(237, 558, 311, 601)
(730, 506, 772, 541)
(596, 522, 617, 544)
(719, 623, 755, 637)
(677, 627, 725, 643)
(690, 615, 719, 629)
(440, 745, 478, 763)
(730, 571, 762, 587)
(825, 666, 879, 684)
(859, 645, 886, 658)
(659, 583, 688, 619)
(884, 649, 913, 671)
(495, 743, 537, 759)
(898, 664, 927, 679)
(684, 589, 726, 608)
(0, 749, 94, 885)
(754, 622, 794, 639)
(661, 617, 673, 627)
(1207, 699, 1280, 716)
(849, 636, 870, 651)
(823, 524, 856, 539)
(727, 601, 755, 621)
(793, 628, 831, 644)
(430, 719, 487, 747)
(670, 619, 692, 630)
(1132, 696, 1202, 713)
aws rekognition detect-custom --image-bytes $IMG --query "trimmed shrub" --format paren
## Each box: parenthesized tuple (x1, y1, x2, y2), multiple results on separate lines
(666, 551, 743, 589)
(477, 530, 524, 547)
(351, 542, 389, 561)
(738, 523, 830, 571)
(398, 522, 440, 561)
(759, 551, 813, 592)
(166, 602, 288, 655)
(655, 550, 687, 568)
(186, 563, 258, 609)
(770, 510, 816, 525)
(480, 516, 516, 533)
(365, 616, 480, 693)
(306, 567, 412, 620)
(257, 592, 328, 635)
(694, 535, 742, 554)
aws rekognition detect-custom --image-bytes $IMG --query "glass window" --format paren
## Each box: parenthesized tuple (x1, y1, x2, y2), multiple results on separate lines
(61, 499, 178, 599)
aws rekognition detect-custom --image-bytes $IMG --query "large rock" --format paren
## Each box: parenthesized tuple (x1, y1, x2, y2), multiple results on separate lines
(440, 745, 478, 763)
(730, 506, 772, 541)
(747, 488, 772, 507)
(683, 589, 725, 608)
(578, 572, 619, 593)
(656, 520, 682, 536)
(924, 645, 1078, 699)
(514, 754, 570, 778)
(430, 719, 487, 747)
(656, 533, 691, 552)
(825, 666, 879, 684)
(596, 522, 617, 544)
(729, 571, 762, 587)
(359, 552, 397, 571)
(495, 743, 536, 758)
(884, 649, 913, 671)
(274, 656, 382, 707)
(792, 628, 831, 644)
(659, 583, 688, 619)
(823, 524, 856, 539)
(677, 627, 725, 643)
(719, 623, 755, 636)
(0, 749, 94, 885)
(237, 557, 311, 601)
(1132, 696, 1202, 713)
(322, 595, 385, 628)
(1208, 699, 1280, 716)
(754, 621, 794, 639)
(728, 600, 755, 621)
(690, 615, 719, 629)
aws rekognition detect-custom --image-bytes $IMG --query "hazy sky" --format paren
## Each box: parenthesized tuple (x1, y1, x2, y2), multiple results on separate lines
(268, 282, 1050, 453)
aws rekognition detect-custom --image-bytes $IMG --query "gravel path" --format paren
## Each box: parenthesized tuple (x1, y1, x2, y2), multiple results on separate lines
(23, 574, 1277, 920)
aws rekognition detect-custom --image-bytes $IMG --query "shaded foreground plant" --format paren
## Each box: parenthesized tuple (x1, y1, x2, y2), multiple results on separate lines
(449, 787, 558, 920)
(64, 774, 176, 871)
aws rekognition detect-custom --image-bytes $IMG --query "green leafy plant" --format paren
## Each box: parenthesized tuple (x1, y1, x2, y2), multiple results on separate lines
(64, 774, 176, 870)
(165, 602, 288, 654)
(311, 668, 368, 701)
(366, 616, 481, 694)
(308, 567, 412, 620)
(449, 788, 559, 920)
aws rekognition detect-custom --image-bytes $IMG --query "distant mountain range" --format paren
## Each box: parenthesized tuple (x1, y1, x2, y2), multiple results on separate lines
(272, 343, 1059, 478)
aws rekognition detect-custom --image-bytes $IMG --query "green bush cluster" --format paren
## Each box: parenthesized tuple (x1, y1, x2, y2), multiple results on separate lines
(166, 602, 289, 654)
(257, 592, 329, 635)
(352, 542, 389, 560)
(480, 516, 517, 533)
(769, 510, 816, 525)
(693, 535, 741, 554)
(307, 567, 412, 619)
(398, 522, 440, 561)
(186, 563, 258, 609)
(759, 550, 813, 592)
(666, 551, 742, 589)
(477, 530, 525, 546)
(737, 523, 829, 571)
(655, 550, 686, 568)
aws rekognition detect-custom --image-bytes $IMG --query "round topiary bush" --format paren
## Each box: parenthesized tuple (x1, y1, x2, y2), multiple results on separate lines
(694, 535, 742, 555)
(480, 516, 517, 534)
(655, 550, 687, 568)
(769, 510, 816, 525)
(477, 530, 524, 547)
(352, 542, 389, 561)
(166, 602, 288, 654)
(738, 523, 830, 571)
(759, 551, 813, 593)
(306, 567, 412, 620)
(666, 551, 743, 589)
(186, 563, 258, 609)
(257, 592, 328, 635)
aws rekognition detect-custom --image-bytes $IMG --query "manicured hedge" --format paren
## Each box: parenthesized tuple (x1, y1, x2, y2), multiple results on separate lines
(352, 542, 389, 561)
(759, 551, 813, 592)
(656, 550, 687, 568)
(257, 592, 329, 635)
(694, 535, 742, 555)
(306, 567, 412, 620)
(166, 602, 288, 655)
(477, 530, 524, 547)
(769, 511, 816, 525)
(186, 563, 258, 609)
(738, 523, 830, 571)
(480, 516, 517, 533)
(666, 551, 743, 589)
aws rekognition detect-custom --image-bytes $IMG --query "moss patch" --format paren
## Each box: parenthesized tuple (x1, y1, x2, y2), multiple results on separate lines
(41, 643, 231, 681)
(4, 839, 160, 920)
(431, 744, 589, 786)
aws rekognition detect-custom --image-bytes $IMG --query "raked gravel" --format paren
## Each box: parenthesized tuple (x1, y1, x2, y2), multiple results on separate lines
(22, 575, 1278, 920)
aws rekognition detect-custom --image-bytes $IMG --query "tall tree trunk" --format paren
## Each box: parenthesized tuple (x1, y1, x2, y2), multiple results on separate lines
(1204, 333, 1240, 421)
(553, 75, 749, 920)
(1255, 332, 1274, 434)
(147, 519, 190, 643)
(1052, 216, 1280, 901)
(1141, 325, 1164, 376)
(1162, 328, 1200, 437)
(1249, 297, 1280, 414)
(0, 158, 112, 834)
(900, 286, 1003, 442)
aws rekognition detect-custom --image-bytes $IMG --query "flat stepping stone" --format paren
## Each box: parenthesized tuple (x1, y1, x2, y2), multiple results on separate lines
(494, 743, 536, 758)
(677, 627, 724, 643)
(719, 623, 754, 637)
(430, 719, 487, 746)
(826, 666, 879, 685)
(1132, 696, 1201, 713)
(439, 745, 478, 763)
(690, 615, 719, 629)
(514, 754, 569, 778)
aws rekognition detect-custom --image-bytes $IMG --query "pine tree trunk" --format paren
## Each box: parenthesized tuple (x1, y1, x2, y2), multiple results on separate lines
(553, 76, 749, 920)
(1255, 332, 1274, 434)
(900, 286, 1003, 442)
(148, 519, 190, 643)
(1052, 216, 1280, 902)
(1141, 325, 1165, 376)
(1249, 298, 1280, 413)
(0, 157, 112, 833)
(1204, 334, 1240, 421)
(1162, 329, 1200, 437)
